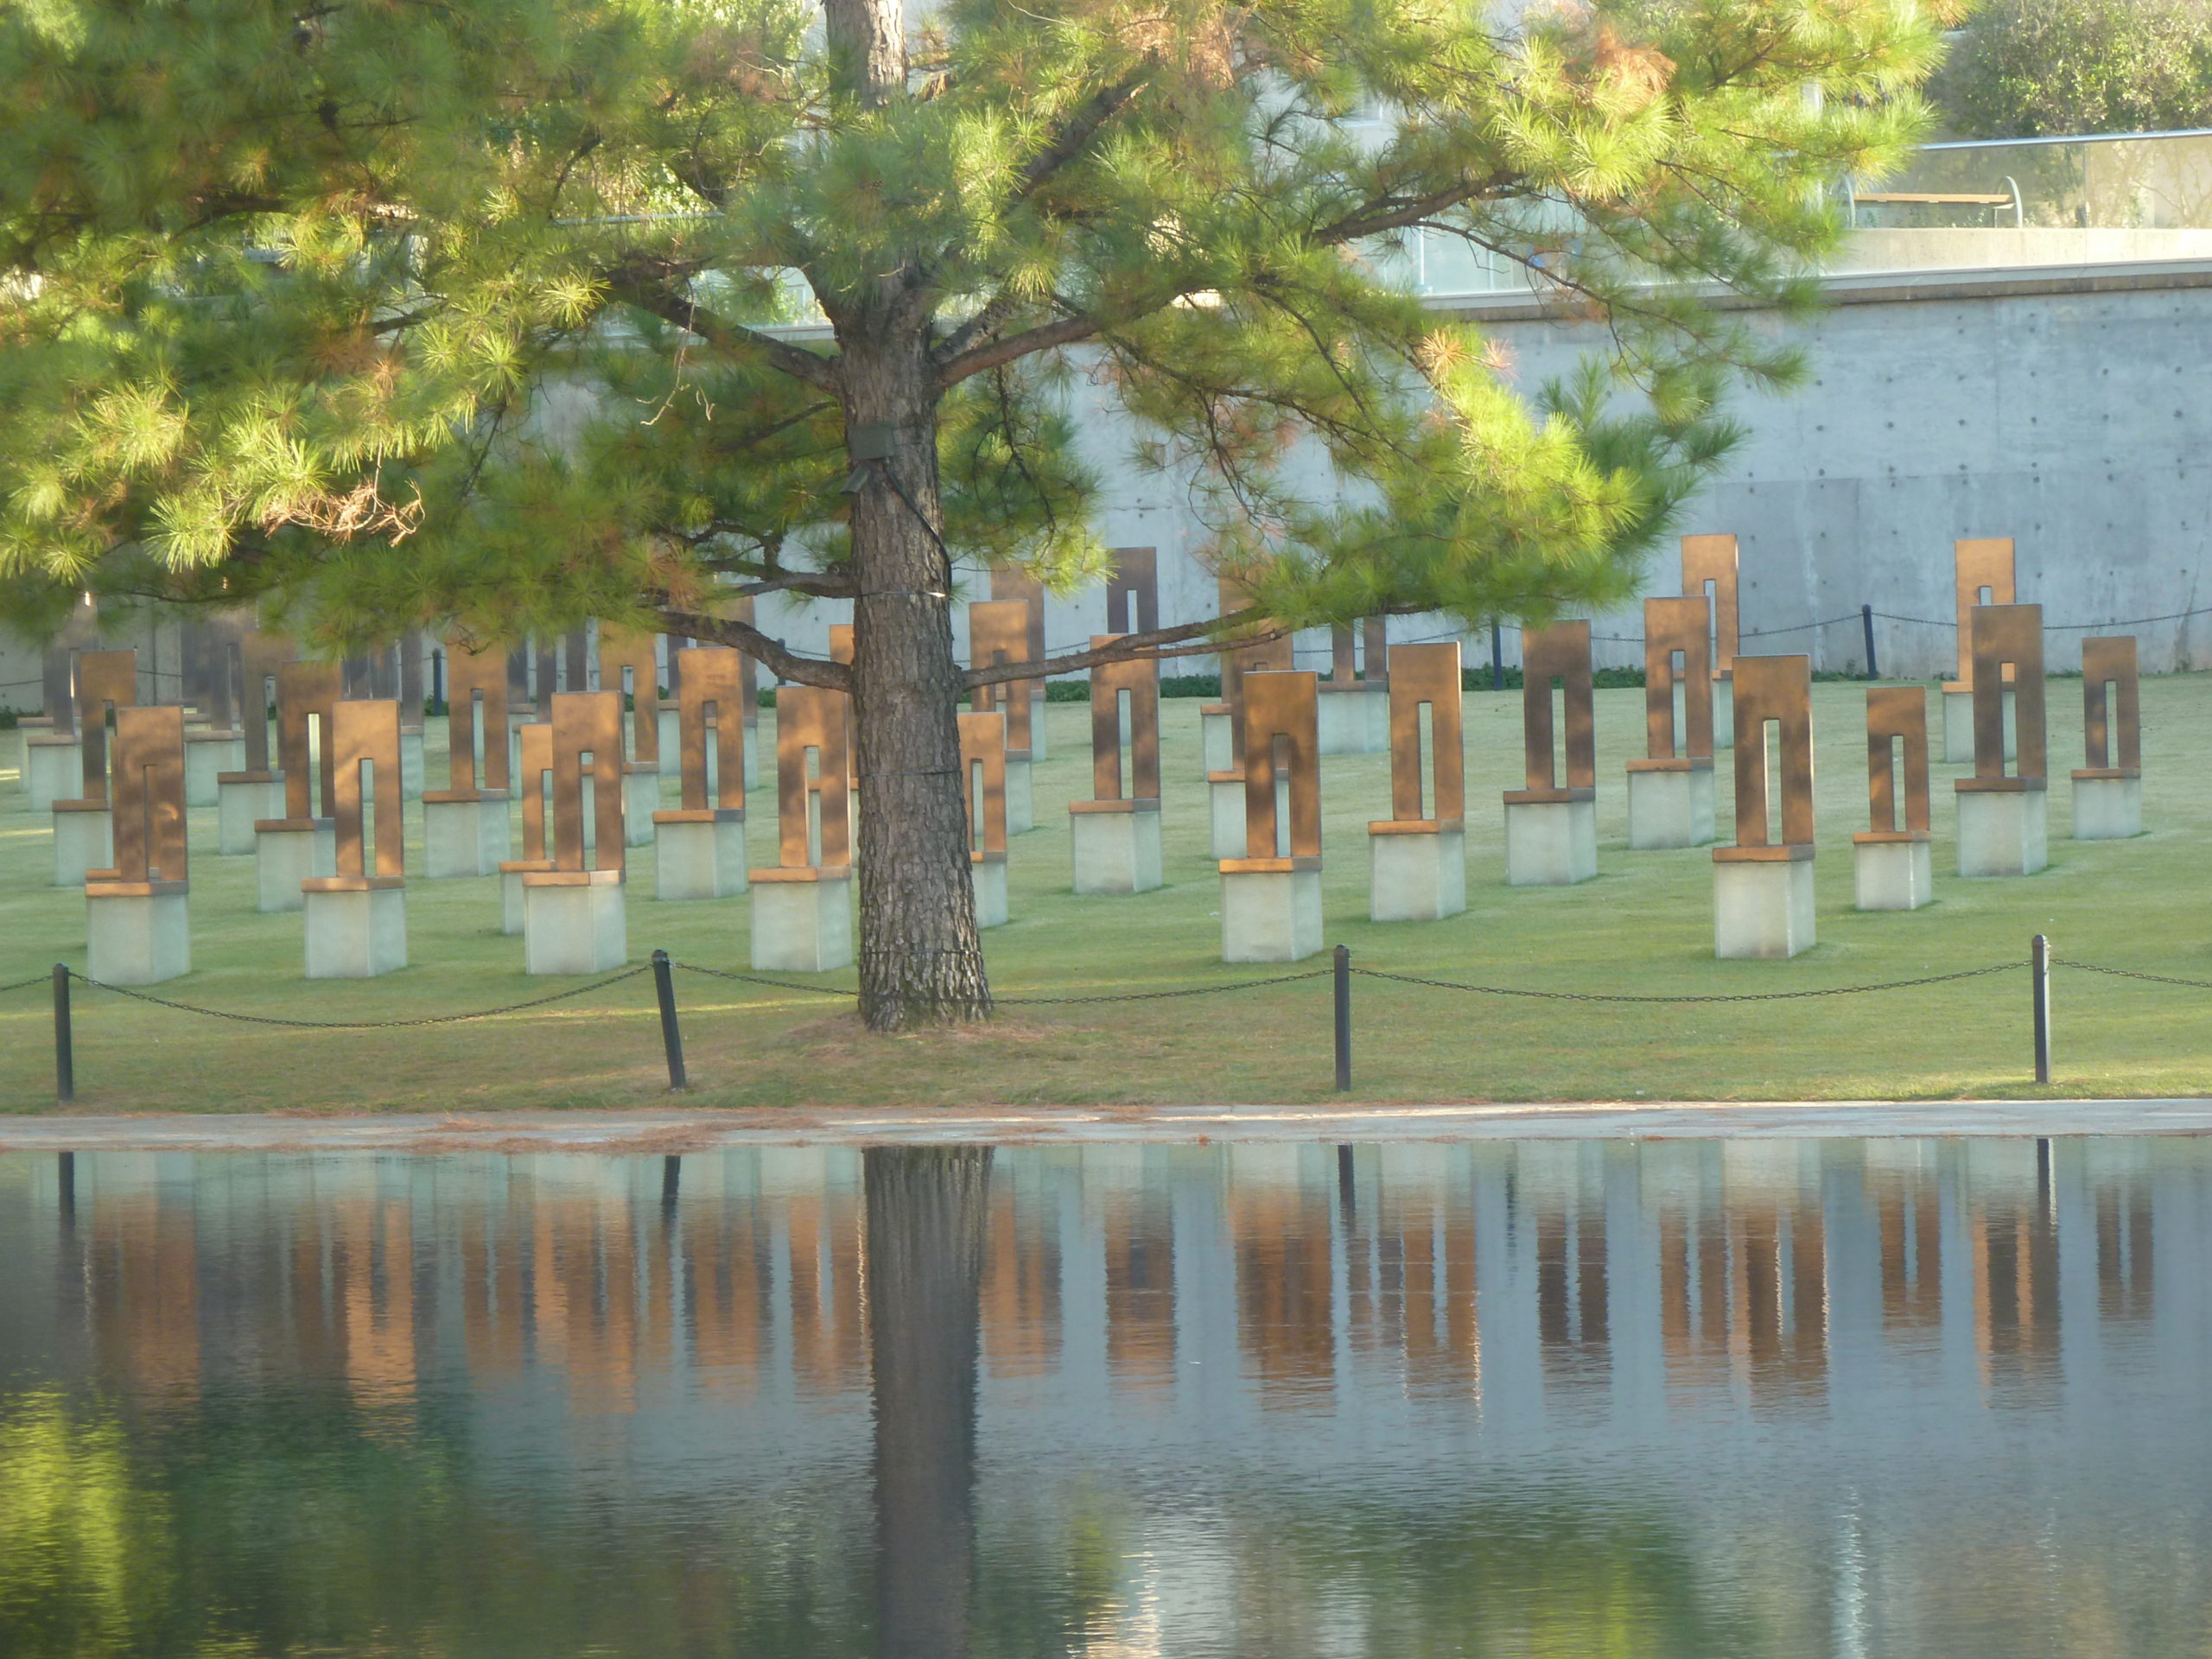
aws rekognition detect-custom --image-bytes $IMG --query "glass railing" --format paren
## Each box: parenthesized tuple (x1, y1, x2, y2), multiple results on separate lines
(1409, 129, 2212, 296)
(1827, 129, 2212, 276)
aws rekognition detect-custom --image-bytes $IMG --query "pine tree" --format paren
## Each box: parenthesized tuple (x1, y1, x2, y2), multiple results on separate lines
(0, 0, 1947, 1027)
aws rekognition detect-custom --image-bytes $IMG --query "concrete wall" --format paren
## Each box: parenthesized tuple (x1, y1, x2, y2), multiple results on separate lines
(1458, 262, 2212, 677)
(749, 259, 2212, 682)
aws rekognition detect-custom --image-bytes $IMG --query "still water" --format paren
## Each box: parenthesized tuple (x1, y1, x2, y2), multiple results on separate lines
(0, 1139, 2207, 1657)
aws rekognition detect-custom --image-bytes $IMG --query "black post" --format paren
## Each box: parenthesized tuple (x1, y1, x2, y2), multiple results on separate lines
(652, 949, 688, 1090)
(2031, 934, 2051, 1085)
(1490, 621, 1504, 692)
(58, 1151, 75, 1225)
(1332, 944, 1352, 1092)
(1860, 603, 1879, 680)
(662, 1154, 681, 1210)
(52, 963, 73, 1105)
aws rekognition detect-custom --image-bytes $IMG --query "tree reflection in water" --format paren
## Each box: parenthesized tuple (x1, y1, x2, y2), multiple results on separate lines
(867, 1146, 993, 1659)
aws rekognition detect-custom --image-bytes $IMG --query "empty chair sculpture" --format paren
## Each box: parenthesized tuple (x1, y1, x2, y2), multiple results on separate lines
(22, 601, 99, 812)
(1625, 597, 1716, 849)
(2072, 636, 2143, 840)
(1104, 548, 1159, 638)
(1319, 618, 1390, 755)
(302, 699, 409, 978)
(519, 691, 629, 974)
(181, 614, 249, 806)
(253, 661, 342, 911)
(422, 639, 514, 878)
(748, 685, 855, 973)
(988, 567, 1052, 762)
(969, 601, 1039, 833)
(498, 721, 556, 936)
(1681, 533, 1739, 750)
(652, 645, 749, 900)
(1218, 670, 1322, 963)
(52, 650, 135, 887)
(957, 710, 1011, 927)
(1070, 639, 1164, 894)
(1942, 538, 2018, 763)
(85, 706, 190, 985)
(216, 630, 295, 854)
(1713, 655, 1816, 958)
(1853, 687, 1935, 911)
(599, 626, 664, 847)
(1366, 641, 1465, 921)
(1503, 621, 1598, 886)
(1955, 604, 2047, 877)
(1203, 575, 1294, 857)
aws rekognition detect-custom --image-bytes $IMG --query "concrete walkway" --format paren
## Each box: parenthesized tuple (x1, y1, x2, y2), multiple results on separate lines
(5, 1099, 2212, 1153)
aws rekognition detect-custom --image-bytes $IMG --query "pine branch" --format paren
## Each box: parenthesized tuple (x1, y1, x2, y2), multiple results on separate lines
(962, 607, 1283, 688)
(722, 569, 860, 600)
(937, 312, 1104, 387)
(1313, 174, 1518, 245)
(656, 606, 854, 690)
(931, 285, 1030, 369)
(614, 269, 840, 391)
(1008, 72, 1150, 204)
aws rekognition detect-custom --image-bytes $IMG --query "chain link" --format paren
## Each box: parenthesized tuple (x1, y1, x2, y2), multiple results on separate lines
(672, 960, 1318, 1013)
(0, 974, 48, 996)
(1876, 604, 2212, 633)
(73, 965, 651, 1028)
(996, 969, 1332, 1006)
(2060, 960, 2212, 991)
(674, 962, 856, 997)
(1350, 962, 2016, 1004)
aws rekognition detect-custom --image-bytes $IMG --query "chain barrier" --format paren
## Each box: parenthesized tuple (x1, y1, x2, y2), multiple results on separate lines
(674, 962, 855, 997)
(672, 959, 1332, 1005)
(1349, 961, 2017, 1003)
(70, 965, 651, 1028)
(1874, 605, 2212, 633)
(995, 969, 1332, 1006)
(36, 957, 2212, 1020)
(2059, 959, 2212, 991)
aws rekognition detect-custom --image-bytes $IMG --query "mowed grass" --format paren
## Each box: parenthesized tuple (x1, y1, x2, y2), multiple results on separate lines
(3, 672, 2212, 1113)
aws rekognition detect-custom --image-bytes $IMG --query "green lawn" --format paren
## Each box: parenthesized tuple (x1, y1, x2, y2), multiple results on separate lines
(3, 674, 2209, 1112)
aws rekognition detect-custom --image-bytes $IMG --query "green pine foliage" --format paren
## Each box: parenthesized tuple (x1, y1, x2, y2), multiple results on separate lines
(0, 0, 1946, 655)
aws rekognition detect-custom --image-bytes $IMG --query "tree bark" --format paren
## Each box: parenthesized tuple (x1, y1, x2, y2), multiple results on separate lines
(867, 1146, 993, 1659)
(826, 0, 993, 1030)
(839, 326, 993, 1028)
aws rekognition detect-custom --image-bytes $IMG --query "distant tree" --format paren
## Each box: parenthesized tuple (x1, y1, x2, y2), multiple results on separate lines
(1933, 0, 2212, 137)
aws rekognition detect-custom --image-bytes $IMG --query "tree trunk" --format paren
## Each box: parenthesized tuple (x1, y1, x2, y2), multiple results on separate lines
(826, 0, 992, 1032)
(867, 1145, 993, 1659)
(840, 329, 993, 1029)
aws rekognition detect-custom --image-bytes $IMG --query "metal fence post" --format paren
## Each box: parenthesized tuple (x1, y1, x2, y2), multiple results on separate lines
(1861, 604, 1879, 679)
(652, 950, 689, 1090)
(1332, 944, 1352, 1092)
(2031, 934, 2051, 1084)
(52, 964, 73, 1105)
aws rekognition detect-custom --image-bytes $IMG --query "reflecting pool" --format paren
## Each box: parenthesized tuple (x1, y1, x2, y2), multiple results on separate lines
(1, 1139, 2209, 1657)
